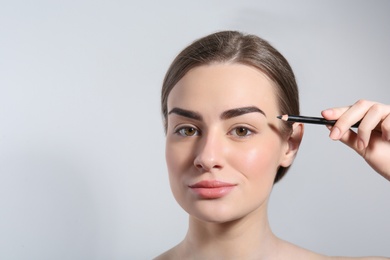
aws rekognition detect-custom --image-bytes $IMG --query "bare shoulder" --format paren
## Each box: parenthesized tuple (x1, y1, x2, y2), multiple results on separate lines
(153, 245, 180, 260)
(329, 257, 389, 260)
(277, 240, 389, 260)
(153, 251, 169, 260)
(154, 240, 389, 260)
(277, 239, 328, 260)
(153, 250, 173, 260)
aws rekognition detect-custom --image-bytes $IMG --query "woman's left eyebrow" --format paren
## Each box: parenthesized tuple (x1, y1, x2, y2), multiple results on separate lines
(220, 106, 266, 120)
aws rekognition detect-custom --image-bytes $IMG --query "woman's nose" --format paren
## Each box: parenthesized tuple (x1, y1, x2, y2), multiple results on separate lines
(193, 132, 225, 172)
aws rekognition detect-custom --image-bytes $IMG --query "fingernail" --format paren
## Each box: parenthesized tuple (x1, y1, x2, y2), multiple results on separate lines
(322, 109, 333, 116)
(358, 138, 365, 150)
(329, 127, 340, 140)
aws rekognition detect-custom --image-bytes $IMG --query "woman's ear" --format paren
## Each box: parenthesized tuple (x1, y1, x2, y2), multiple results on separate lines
(280, 123, 304, 167)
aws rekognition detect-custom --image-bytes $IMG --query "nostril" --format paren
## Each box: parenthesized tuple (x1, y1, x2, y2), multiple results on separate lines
(195, 163, 203, 170)
(213, 165, 223, 169)
(193, 136, 224, 172)
(194, 160, 222, 172)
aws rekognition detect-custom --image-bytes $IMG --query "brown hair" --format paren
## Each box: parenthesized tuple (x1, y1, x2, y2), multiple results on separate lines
(161, 30, 300, 183)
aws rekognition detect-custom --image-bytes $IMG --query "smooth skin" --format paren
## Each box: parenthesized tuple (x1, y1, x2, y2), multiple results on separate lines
(323, 101, 390, 181)
(156, 63, 390, 260)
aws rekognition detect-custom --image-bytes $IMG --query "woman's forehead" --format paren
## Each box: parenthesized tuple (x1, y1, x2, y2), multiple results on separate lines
(167, 63, 279, 113)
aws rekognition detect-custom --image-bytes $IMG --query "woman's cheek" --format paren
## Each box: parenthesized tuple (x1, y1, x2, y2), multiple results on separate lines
(231, 139, 280, 179)
(166, 144, 183, 176)
(165, 144, 187, 204)
(166, 141, 194, 179)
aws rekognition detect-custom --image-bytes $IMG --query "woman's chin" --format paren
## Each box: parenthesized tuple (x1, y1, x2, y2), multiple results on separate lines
(185, 202, 247, 224)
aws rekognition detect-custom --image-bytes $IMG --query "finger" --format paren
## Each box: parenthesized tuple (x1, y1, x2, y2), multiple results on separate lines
(321, 106, 349, 120)
(382, 114, 390, 141)
(326, 126, 363, 156)
(323, 100, 375, 140)
(357, 103, 388, 150)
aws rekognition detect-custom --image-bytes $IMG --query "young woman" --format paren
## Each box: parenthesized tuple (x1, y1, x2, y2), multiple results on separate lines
(155, 31, 390, 259)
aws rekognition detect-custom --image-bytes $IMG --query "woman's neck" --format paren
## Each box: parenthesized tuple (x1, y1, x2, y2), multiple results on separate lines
(178, 203, 281, 259)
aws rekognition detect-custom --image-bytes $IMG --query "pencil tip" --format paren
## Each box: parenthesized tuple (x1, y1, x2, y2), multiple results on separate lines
(277, 114, 289, 121)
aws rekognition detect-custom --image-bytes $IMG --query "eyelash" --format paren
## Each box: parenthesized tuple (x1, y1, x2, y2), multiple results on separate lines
(228, 126, 256, 138)
(174, 125, 256, 138)
(174, 126, 201, 137)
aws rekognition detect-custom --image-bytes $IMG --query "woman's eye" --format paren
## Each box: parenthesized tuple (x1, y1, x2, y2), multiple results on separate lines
(230, 127, 253, 137)
(176, 127, 199, 136)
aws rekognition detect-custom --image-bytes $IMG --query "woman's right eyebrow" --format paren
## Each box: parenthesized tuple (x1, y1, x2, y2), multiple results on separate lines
(168, 107, 203, 121)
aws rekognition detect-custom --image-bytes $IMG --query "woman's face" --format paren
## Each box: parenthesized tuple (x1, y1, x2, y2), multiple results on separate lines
(165, 63, 295, 223)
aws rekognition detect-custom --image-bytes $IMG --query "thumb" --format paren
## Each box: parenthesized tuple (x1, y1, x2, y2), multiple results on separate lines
(321, 107, 349, 120)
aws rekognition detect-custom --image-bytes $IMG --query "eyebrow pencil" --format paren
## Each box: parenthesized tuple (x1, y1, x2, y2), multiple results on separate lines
(277, 115, 361, 128)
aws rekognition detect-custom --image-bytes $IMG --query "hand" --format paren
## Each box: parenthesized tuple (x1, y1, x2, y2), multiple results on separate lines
(321, 99, 390, 181)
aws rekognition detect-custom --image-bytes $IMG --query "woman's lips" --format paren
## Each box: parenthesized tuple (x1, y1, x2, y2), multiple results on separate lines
(188, 180, 236, 199)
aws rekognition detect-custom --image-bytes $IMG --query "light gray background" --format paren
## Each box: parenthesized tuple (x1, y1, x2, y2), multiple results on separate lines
(1, 0, 389, 259)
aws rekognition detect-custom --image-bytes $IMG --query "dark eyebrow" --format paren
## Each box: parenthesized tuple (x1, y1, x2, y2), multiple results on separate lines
(168, 107, 203, 121)
(220, 106, 266, 120)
